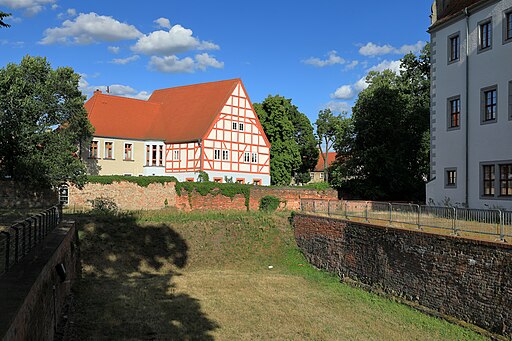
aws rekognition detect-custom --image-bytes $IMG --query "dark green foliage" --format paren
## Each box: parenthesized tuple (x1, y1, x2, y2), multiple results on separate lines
(0, 11, 11, 28)
(197, 171, 209, 182)
(0, 56, 93, 188)
(259, 195, 280, 212)
(254, 95, 318, 186)
(332, 45, 430, 202)
(87, 175, 178, 187)
(176, 182, 251, 210)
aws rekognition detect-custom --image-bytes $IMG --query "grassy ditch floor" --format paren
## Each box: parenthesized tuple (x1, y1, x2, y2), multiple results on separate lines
(69, 209, 486, 340)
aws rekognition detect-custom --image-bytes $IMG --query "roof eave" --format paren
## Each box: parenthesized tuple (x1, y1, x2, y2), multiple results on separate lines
(428, 0, 498, 33)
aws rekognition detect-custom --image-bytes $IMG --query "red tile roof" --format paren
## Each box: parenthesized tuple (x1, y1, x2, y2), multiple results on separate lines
(314, 152, 337, 172)
(85, 78, 241, 143)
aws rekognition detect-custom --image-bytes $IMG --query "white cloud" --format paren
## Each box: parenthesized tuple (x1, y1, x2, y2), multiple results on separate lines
(330, 85, 354, 100)
(303, 50, 345, 67)
(359, 41, 426, 56)
(195, 53, 224, 70)
(57, 8, 76, 20)
(79, 75, 150, 100)
(324, 101, 352, 114)
(344, 60, 359, 70)
(108, 46, 120, 54)
(131, 24, 219, 55)
(154, 17, 171, 29)
(0, 0, 55, 15)
(149, 53, 224, 73)
(51, 3, 58, 10)
(40, 12, 142, 45)
(110, 55, 140, 65)
(368, 59, 402, 73)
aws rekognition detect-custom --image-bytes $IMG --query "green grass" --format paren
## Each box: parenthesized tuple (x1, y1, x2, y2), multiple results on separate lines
(68, 210, 488, 340)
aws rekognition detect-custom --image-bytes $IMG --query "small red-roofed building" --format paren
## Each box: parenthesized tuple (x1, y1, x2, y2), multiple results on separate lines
(309, 152, 337, 183)
(83, 79, 271, 185)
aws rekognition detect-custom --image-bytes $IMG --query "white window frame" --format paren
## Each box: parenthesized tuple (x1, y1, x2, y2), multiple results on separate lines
(251, 152, 258, 163)
(244, 152, 250, 163)
(214, 149, 221, 160)
(124, 143, 133, 161)
(104, 141, 114, 159)
(232, 122, 238, 130)
(173, 150, 180, 160)
(222, 150, 229, 161)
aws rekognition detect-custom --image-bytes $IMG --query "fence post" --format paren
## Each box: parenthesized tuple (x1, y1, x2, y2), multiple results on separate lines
(387, 203, 392, 226)
(1, 231, 10, 273)
(327, 200, 331, 216)
(365, 202, 369, 222)
(344, 201, 348, 220)
(313, 200, 316, 213)
(499, 210, 505, 242)
(452, 207, 458, 235)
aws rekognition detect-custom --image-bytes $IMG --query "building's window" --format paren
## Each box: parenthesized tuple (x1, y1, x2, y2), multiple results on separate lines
(251, 152, 258, 163)
(124, 143, 133, 160)
(483, 165, 496, 196)
(214, 149, 221, 160)
(239, 123, 244, 131)
(173, 150, 180, 160)
(482, 87, 497, 122)
(152, 145, 157, 166)
(448, 33, 460, 62)
(244, 152, 250, 163)
(479, 19, 492, 51)
(236, 178, 245, 184)
(159, 146, 163, 166)
(104, 142, 113, 159)
(58, 184, 69, 206)
(222, 150, 229, 161)
(213, 177, 222, 183)
(253, 179, 261, 186)
(186, 178, 194, 182)
(146, 145, 150, 165)
(448, 97, 460, 128)
(320, 172, 324, 179)
(310, 172, 315, 179)
(446, 169, 457, 187)
(232, 122, 238, 130)
(500, 164, 512, 196)
(89, 141, 98, 158)
(504, 10, 512, 43)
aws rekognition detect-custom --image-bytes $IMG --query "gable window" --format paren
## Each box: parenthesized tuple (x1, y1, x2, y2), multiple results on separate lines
(173, 150, 180, 160)
(105, 142, 113, 159)
(500, 164, 512, 196)
(448, 96, 460, 128)
(124, 143, 133, 160)
(504, 10, 512, 43)
(244, 152, 250, 163)
(479, 19, 492, 51)
(89, 141, 98, 158)
(445, 169, 457, 187)
(222, 150, 229, 161)
(214, 149, 221, 160)
(232, 122, 238, 130)
(448, 33, 460, 62)
(251, 152, 258, 163)
(481, 86, 497, 123)
(483, 165, 495, 196)
(239, 123, 244, 131)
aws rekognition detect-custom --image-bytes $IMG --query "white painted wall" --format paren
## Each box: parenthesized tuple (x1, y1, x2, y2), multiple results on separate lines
(427, 0, 512, 209)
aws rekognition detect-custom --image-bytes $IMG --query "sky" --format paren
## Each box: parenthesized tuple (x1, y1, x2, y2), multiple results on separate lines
(0, 0, 433, 124)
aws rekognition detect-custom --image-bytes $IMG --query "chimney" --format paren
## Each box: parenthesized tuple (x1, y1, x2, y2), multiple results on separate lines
(94, 89, 102, 94)
(106, 86, 110, 94)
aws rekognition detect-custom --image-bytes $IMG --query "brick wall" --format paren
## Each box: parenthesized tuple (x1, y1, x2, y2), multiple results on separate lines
(0, 181, 58, 209)
(0, 221, 79, 340)
(293, 214, 512, 336)
(68, 181, 177, 211)
(68, 181, 338, 212)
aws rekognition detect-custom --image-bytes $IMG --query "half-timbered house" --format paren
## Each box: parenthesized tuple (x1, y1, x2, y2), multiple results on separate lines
(84, 79, 271, 185)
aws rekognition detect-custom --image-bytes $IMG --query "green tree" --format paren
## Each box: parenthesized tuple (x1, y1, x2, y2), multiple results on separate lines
(254, 95, 317, 186)
(315, 108, 346, 183)
(0, 11, 11, 28)
(0, 56, 93, 188)
(334, 45, 430, 201)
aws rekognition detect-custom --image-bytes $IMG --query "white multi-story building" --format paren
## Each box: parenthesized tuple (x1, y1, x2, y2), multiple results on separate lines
(426, 0, 512, 209)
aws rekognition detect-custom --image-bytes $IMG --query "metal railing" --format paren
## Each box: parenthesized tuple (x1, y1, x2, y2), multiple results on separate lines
(300, 199, 511, 242)
(0, 205, 62, 276)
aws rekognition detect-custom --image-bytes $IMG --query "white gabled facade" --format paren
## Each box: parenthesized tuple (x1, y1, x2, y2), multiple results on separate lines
(427, 0, 512, 209)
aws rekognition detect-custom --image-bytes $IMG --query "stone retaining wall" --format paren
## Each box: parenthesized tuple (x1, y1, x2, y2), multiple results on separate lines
(293, 214, 512, 336)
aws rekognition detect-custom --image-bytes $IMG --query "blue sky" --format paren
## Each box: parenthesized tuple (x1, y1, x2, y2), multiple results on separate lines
(0, 0, 432, 123)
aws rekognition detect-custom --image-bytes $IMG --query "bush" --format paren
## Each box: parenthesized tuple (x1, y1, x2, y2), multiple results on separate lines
(197, 171, 209, 182)
(259, 195, 280, 212)
(90, 197, 118, 215)
(87, 175, 178, 187)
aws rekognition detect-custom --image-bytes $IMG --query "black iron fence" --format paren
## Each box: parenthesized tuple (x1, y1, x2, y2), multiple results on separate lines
(0, 205, 62, 276)
(300, 199, 511, 242)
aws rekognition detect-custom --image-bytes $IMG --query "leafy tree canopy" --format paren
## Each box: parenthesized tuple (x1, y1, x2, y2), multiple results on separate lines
(0, 11, 11, 28)
(331, 44, 430, 202)
(0, 55, 93, 188)
(254, 95, 317, 186)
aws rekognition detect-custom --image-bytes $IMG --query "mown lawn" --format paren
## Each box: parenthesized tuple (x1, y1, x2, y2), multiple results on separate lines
(69, 209, 487, 340)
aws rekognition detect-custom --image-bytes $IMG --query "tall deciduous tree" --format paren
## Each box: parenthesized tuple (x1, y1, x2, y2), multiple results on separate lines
(0, 11, 11, 28)
(0, 56, 93, 188)
(254, 95, 317, 185)
(333, 45, 430, 201)
(315, 109, 346, 183)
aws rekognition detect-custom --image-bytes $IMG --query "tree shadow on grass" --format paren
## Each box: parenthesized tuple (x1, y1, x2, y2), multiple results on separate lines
(71, 213, 218, 340)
